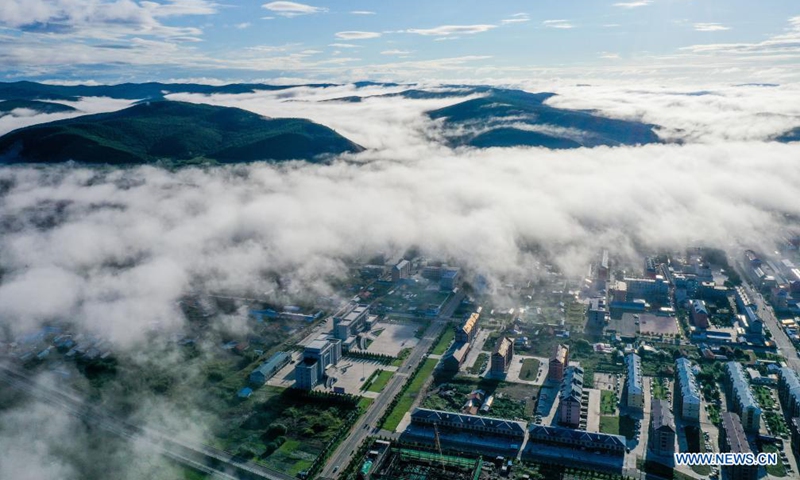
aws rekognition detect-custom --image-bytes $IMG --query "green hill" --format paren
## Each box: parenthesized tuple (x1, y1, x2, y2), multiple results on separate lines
(428, 88, 661, 149)
(0, 99, 77, 115)
(0, 101, 363, 165)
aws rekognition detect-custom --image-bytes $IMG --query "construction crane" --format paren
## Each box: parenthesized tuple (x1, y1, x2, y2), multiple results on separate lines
(433, 423, 446, 474)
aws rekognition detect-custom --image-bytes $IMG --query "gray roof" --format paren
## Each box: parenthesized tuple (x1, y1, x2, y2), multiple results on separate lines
(676, 358, 701, 404)
(411, 408, 526, 436)
(651, 399, 675, 432)
(626, 353, 642, 395)
(560, 366, 584, 402)
(726, 361, 760, 412)
(528, 424, 626, 450)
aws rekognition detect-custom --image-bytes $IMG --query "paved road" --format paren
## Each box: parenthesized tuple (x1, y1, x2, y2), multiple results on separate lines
(0, 364, 293, 480)
(318, 319, 448, 479)
(739, 281, 800, 371)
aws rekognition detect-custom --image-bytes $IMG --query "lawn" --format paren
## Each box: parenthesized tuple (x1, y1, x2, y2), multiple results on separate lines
(601, 390, 618, 415)
(599, 415, 619, 435)
(382, 358, 439, 431)
(763, 444, 787, 477)
(391, 348, 412, 367)
(754, 386, 776, 410)
(468, 353, 489, 375)
(764, 411, 790, 437)
(519, 358, 540, 381)
(262, 439, 315, 476)
(366, 370, 393, 393)
(651, 377, 668, 400)
(431, 328, 455, 355)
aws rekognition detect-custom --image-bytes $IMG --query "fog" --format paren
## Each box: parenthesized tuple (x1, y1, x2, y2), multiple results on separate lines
(1, 81, 799, 478)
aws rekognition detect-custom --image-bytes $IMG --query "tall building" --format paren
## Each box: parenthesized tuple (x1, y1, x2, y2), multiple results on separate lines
(690, 300, 709, 329)
(623, 276, 669, 304)
(490, 337, 514, 375)
(587, 298, 609, 326)
(391, 259, 410, 282)
(440, 267, 460, 290)
(333, 304, 369, 341)
(559, 366, 584, 428)
(625, 353, 644, 411)
(675, 358, 701, 422)
(294, 338, 342, 390)
(777, 367, 800, 419)
(725, 362, 762, 433)
(719, 412, 758, 480)
(548, 344, 570, 382)
(649, 399, 676, 456)
(456, 309, 480, 344)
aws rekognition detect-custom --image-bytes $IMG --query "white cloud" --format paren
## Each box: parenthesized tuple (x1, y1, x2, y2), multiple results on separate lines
(234, 22, 251, 29)
(381, 49, 411, 55)
(328, 43, 360, 48)
(543, 20, 575, 29)
(681, 16, 799, 57)
(694, 23, 731, 32)
(502, 13, 530, 25)
(613, 1, 652, 8)
(261, 1, 327, 17)
(335, 31, 381, 40)
(350, 11, 376, 15)
(406, 25, 496, 36)
(600, 52, 620, 59)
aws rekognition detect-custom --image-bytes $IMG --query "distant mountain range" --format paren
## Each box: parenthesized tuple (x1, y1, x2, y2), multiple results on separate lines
(0, 99, 77, 115)
(0, 101, 363, 165)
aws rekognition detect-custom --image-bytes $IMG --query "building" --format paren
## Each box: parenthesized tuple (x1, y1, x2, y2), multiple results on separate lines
(294, 338, 342, 390)
(675, 358, 701, 422)
(777, 367, 800, 419)
(625, 353, 644, 411)
(548, 344, 570, 382)
(597, 250, 610, 283)
(649, 399, 676, 456)
(441, 341, 471, 373)
(725, 362, 762, 433)
(391, 259, 410, 282)
(587, 298, 609, 326)
(491, 337, 514, 375)
(644, 256, 658, 279)
(623, 276, 669, 304)
(249, 351, 291, 385)
(333, 304, 370, 341)
(456, 309, 480, 344)
(611, 281, 628, 303)
(791, 417, 800, 459)
(526, 424, 626, 456)
(409, 408, 526, 441)
(690, 299, 710, 329)
(440, 267, 460, 291)
(559, 366, 584, 428)
(719, 412, 758, 480)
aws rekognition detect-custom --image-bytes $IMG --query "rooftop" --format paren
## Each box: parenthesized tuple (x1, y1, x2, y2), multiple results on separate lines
(411, 408, 527, 436)
(726, 361, 760, 411)
(626, 353, 642, 394)
(494, 336, 513, 358)
(676, 358, 701, 403)
(552, 344, 569, 364)
(721, 412, 752, 454)
(651, 399, 675, 432)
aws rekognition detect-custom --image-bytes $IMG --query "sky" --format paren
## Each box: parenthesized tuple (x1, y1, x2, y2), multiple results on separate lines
(0, 0, 799, 84)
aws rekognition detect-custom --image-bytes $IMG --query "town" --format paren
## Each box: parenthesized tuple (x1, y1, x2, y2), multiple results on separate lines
(3, 240, 800, 480)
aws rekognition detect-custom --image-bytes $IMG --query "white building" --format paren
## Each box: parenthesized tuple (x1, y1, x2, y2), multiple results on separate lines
(626, 353, 644, 411)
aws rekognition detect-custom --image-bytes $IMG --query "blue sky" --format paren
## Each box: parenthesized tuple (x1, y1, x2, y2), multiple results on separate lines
(0, 0, 798, 83)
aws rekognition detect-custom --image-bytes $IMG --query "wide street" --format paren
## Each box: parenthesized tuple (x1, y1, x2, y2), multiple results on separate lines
(740, 281, 800, 371)
(318, 318, 448, 479)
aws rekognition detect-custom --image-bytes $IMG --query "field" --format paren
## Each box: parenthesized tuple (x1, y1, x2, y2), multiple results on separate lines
(599, 415, 619, 434)
(382, 358, 439, 431)
(763, 444, 787, 477)
(467, 353, 488, 375)
(754, 386, 776, 410)
(651, 377, 668, 400)
(431, 327, 455, 355)
(365, 370, 393, 393)
(519, 358, 540, 381)
(421, 376, 532, 420)
(764, 411, 789, 437)
(601, 390, 618, 415)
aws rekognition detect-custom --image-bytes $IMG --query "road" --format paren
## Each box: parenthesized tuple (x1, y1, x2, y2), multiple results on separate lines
(0, 364, 293, 480)
(738, 281, 800, 371)
(318, 318, 448, 479)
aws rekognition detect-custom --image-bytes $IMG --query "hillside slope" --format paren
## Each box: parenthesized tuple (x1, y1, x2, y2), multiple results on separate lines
(0, 101, 363, 165)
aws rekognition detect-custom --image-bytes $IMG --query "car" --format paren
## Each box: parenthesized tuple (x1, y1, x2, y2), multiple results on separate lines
(333, 466, 339, 472)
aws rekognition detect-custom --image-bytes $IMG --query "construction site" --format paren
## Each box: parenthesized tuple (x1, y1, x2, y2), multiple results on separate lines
(369, 447, 486, 480)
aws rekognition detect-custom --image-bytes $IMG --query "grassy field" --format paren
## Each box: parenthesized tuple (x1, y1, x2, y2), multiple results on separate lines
(651, 377, 668, 400)
(366, 370, 393, 393)
(763, 444, 787, 477)
(754, 386, 776, 410)
(601, 390, 617, 415)
(391, 348, 412, 367)
(467, 353, 489, 375)
(764, 411, 790, 437)
(262, 439, 315, 476)
(564, 301, 586, 332)
(519, 358, 540, 381)
(382, 358, 439, 431)
(599, 415, 619, 434)
(422, 377, 529, 420)
(431, 328, 455, 355)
